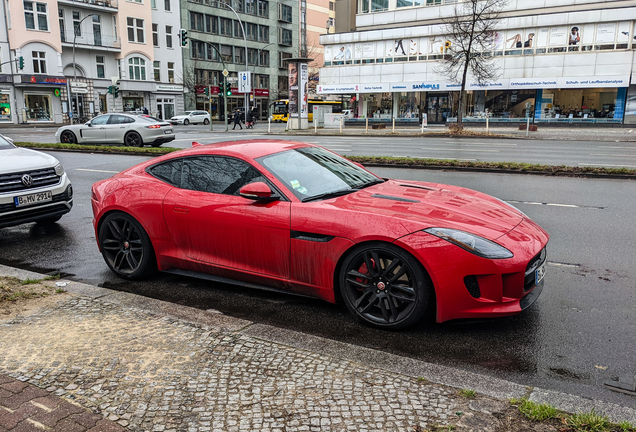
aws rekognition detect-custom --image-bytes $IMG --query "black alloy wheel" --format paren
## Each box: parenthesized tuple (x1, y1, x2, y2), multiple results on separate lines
(203, 118, 210, 125)
(340, 243, 433, 329)
(184, 119, 189, 125)
(125, 132, 143, 147)
(60, 131, 77, 144)
(98, 212, 156, 280)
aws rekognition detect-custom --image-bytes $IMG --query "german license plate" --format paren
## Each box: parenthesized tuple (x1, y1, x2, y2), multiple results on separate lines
(14, 191, 52, 207)
(535, 261, 546, 285)
(164, 129, 173, 134)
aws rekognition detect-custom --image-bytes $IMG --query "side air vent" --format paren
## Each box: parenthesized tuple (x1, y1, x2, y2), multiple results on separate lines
(399, 184, 435, 191)
(464, 275, 481, 298)
(371, 194, 420, 203)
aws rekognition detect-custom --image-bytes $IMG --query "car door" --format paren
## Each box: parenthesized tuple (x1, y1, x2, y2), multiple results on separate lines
(162, 156, 291, 279)
(103, 114, 132, 143)
(80, 115, 109, 143)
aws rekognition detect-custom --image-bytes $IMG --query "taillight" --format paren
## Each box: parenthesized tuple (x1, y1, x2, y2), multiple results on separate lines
(146, 124, 162, 129)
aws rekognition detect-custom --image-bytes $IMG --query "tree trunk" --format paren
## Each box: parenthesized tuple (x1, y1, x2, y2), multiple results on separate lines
(458, 60, 470, 131)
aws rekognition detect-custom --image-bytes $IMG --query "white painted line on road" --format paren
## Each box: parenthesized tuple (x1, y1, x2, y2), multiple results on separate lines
(75, 168, 119, 173)
(507, 200, 604, 209)
(421, 147, 500, 152)
(597, 146, 636, 149)
(548, 261, 580, 268)
(579, 163, 636, 168)
(589, 153, 636, 157)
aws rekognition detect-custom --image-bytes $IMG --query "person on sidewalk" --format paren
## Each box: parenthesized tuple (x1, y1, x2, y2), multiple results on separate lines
(232, 109, 243, 130)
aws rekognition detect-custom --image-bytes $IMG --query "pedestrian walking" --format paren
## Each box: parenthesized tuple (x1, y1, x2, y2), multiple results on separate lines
(232, 109, 243, 130)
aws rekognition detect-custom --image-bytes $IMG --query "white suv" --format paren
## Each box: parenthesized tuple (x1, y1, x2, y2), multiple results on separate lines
(0, 136, 73, 228)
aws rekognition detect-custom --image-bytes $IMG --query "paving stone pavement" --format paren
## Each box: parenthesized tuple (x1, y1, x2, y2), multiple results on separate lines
(1, 269, 635, 432)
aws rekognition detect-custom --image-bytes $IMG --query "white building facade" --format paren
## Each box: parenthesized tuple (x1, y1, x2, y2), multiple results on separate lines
(319, 0, 636, 125)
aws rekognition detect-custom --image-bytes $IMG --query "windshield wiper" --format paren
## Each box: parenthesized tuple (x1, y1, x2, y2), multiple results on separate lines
(357, 179, 385, 189)
(302, 188, 359, 202)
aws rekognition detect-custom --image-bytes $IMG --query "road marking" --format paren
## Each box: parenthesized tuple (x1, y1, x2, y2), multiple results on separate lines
(507, 200, 604, 209)
(548, 262, 580, 268)
(421, 147, 500, 152)
(75, 168, 119, 173)
(589, 153, 636, 157)
(597, 146, 636, 149)
(579, 163, 636, 168)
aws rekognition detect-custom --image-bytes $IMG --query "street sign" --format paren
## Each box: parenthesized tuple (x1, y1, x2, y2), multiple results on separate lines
(238, 71, 251, 93)
(71, 87, 89, 93)
(222, 69, 229, 77)
(70, 82, 88, 88)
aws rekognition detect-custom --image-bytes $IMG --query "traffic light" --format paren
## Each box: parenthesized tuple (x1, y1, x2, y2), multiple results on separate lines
(204, 86, 209, 96)
(225, 82, 232, 97)
(107, 85, 113, 95)
(180, 29, 188, 46)
(113, 86, 120, 98)
(18, 56, 24, 70)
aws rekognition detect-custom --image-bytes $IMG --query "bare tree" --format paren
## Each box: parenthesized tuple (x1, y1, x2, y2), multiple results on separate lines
(435, 0, 509, 130)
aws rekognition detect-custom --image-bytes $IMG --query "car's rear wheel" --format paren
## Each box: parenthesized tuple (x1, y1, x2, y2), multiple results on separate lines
(98, 212, 156, 280)
(203, 118, 210, 125)
(339, 243, 433, 330)
(125, 132, 143, 147)
(60, 131, 77, 144)
(184, 119, 189, 125)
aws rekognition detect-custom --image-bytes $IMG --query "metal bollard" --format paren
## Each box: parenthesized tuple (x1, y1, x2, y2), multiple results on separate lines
(526, 116, 530, 137)
(392, 117, 395, 133)
(268, 117, 271, 134)
(366, 117, 369, 134)
(315, 118, 317, 133)
(340, 116, 343, 133)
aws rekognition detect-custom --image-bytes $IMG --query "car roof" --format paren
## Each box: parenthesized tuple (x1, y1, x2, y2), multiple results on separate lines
(158, 140, 313, 162)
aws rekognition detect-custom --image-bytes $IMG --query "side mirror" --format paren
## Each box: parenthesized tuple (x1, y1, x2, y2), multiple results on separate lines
(239, 182, 279, 202)
(86, 122, 92, 126)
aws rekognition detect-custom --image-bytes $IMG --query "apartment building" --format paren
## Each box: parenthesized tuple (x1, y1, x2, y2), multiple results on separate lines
(319, 0, 636, 125)
(304, 0, 334, 98)
(1, 0, 183, 124)
(180, 0, 297, 120)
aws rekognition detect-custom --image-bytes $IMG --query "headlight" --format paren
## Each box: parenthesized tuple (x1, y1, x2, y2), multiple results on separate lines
(54, 163, 65, 176)
(423, 228, 513, 259)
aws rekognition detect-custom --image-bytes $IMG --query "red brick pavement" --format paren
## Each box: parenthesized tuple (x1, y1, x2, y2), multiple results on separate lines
(0, 373, 125, 432)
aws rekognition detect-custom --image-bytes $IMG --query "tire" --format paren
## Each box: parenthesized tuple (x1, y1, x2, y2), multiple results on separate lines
(125, 131, 143, 147)
(98, 212, 157, 280)
(203, 118, 210, 125)
(183, 119, 189, 125)
(60, 131, 77, 144)
(339, 243, 433, 330)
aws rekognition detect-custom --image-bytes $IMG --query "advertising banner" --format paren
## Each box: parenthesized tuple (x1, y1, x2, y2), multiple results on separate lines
(288, 62, 298, 118)
(300, 63, 308, 119)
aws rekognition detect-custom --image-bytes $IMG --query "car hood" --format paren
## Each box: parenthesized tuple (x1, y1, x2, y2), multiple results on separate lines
(0, 148, 58, 173)
(326, 180, 524, 241)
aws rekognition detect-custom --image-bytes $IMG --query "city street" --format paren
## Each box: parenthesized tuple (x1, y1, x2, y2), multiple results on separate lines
(1, 150, 635, 410)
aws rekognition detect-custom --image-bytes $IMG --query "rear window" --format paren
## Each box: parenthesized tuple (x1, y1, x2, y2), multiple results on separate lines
(136, 115, 163, 122)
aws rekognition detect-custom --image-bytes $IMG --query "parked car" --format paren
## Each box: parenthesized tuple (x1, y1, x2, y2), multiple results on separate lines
(55, 113, 174, 147)
(170, 111, 211, 125)
(0, 135, 73, 228)
(91, 140, 549, 329)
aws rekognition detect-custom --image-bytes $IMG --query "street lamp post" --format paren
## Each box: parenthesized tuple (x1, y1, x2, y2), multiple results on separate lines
(68, 13, 96, 123)
(208, 43, 228, 132)
(220, 2, 249, 118)
(254, 42, 274, 121)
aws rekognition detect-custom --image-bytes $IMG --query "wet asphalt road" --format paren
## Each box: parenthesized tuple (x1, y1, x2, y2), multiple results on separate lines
(1, 150, 635, 409)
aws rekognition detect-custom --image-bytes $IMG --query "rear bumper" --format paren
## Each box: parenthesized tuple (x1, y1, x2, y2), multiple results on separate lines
(150, 136, 175, 145)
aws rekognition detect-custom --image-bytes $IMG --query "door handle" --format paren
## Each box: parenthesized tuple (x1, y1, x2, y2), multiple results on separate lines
(173, 207, 189, 214)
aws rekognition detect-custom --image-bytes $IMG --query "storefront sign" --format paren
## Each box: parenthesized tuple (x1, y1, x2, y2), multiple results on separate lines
(317, 84, 361, 94)
(253, 89, 269, 96)
(467, 79, 510, 89)
(18, 75, 67, 85)
(391, 82, 444, 91)
(0, 75, 13, 83)
(156, 84, 183, 91)
(510, 78, 558, 89)
(556, 76, 630, 88)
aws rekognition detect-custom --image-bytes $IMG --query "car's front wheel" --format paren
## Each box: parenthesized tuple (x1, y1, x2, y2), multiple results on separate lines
(124, 132, 143, 147)
(98, 212, 156, 280)
(339, 243, 433, 330)
(184, 119, 189, 125)
(203, 118, 210, 125)
(60, 131, 77, 144)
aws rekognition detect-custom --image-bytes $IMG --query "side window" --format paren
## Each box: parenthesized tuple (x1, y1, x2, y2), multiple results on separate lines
(90, 115, 110, 125)
(125, 116, 135, 123)
(148, 159, 183, 187)
(182, 156, 266, 195)
(108, 115, 125, 124)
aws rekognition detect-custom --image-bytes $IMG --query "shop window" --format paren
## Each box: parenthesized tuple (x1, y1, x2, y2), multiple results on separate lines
(166, 25, 173, 48)
(258, 0, 268, 18)
(168, 62, 174, 83)
(152, 23, 158, 46)
(0, 94, 10, 121)
(25, 1, 48, 31)
(32, 51, 46, 74)
(128, 57, 147, 80)
(127, 18, 144, 43)
(96, 56, 105, 78)
(25, 94, 52, 121)
(153, 61, 161, 81)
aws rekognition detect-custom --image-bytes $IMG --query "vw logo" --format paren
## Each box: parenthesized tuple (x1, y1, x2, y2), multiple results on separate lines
(21, 174, 33, 187)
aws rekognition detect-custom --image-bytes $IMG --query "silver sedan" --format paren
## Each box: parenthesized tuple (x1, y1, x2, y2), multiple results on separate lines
(55, 113, 175, 147)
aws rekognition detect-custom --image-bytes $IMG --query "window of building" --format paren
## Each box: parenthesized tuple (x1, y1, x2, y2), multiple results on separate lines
(167, 62, 174, 83)
(247, 48, 258, 65)
(117, 59, 122, 78)
(220, 18, 232, 36)
(93, 15, 102, 46)
(278, 75, 288, 95)
(113, 16, 118, 39)
(190, 11, 204, 31)
(96, 55, 105, 78)
(234, 21, 243, 38)
(127, 18, 144, 43)
(259, 50, 269, 67)
(153, 61, 160, 81)
(128, 57, 146, 80)
(329, 1, 334, 10)
(59, 9, 66, 42)
(221, 45, 233, 63)
(166, 25, 173, 47)
(258, 0, 269, 17)
(259, 75, 269, 89)
(150, 0, 156, 8)
(245, 0, 256, 14)
(246, 23, 257, 41)
(24, 1, 48, 31)
(207, 43, 219, 61)
(278, 3, 292, 23)
(129, 0, 143, 4)
(234, 46, 245, 64)
(278, 28, 292, 46)
(206, 15, 218, 34)
(25, 94, 52, 121)
(152, 23, 158, 46)
(73, 11, 81, 36)
(32, 51, 46, 73)
(191, 40, 205, 59)
(259, 25, 269, 42)
(278, 51, 292, 68)
(360, 0, 388, 13)
(164, 0, 170, 11)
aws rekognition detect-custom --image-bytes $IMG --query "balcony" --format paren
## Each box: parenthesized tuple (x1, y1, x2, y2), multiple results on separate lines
(58, 0, 118, 12)
(61, 30, 121, 51)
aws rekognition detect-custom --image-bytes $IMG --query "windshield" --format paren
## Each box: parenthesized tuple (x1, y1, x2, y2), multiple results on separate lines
(136, 115, 163, 122)
(0, 135, 15, 149)
(258, 146, 382, 201)
(184, 111, 193, 115)
(273, 103, 287, 114)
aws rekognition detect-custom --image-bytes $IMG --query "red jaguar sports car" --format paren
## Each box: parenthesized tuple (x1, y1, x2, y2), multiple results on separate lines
(91, 140, 549, 329)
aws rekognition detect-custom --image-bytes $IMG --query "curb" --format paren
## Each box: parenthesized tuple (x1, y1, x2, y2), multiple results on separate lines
(1, 263, 635, 424)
